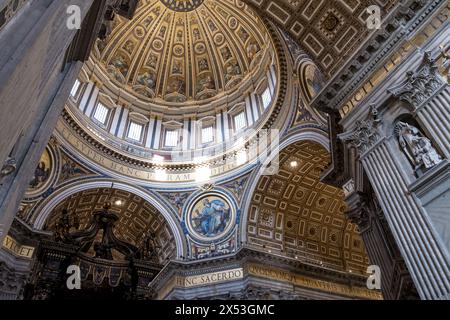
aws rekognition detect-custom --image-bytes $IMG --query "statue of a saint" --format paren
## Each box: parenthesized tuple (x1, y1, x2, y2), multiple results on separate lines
(395, 122, 442, 175)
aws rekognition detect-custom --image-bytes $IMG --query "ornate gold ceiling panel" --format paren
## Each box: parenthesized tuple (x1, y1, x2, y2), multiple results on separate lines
(45, 188, 176, 264)
(94, 0, 270, 104)
(243, 0, 401, 77)
(247, 141, 369, 274)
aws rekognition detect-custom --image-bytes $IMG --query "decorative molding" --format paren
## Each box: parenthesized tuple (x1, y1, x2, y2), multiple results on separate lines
(152, 247, 381, 300)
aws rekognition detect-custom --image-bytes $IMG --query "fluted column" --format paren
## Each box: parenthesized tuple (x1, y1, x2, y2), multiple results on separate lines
(340, 52, 450, 299)
(346, 191, 419, 299)
(415, 86, 450, 158)
(360, 139, 449, 299)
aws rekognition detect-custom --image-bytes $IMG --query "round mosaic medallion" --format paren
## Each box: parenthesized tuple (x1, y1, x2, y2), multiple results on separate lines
(160, 0, 204, 12)
(186, 192, 236, 242)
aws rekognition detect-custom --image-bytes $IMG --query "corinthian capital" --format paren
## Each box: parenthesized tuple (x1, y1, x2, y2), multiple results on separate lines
(388, 51, 444, 110)
(338, 104, 382, 155)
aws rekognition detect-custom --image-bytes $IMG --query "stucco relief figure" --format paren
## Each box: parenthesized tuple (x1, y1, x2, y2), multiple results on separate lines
(192, 199, 231, 237)
(148, 54, 158, 69)
(172, 61, 183, 75)
(224, 63, 241, 84)
(246, 41, 260, 62)
(137, 72, 156, 89)
(167, 78, 185, 95)
(109, 54, 129, 81)
(395, 122, 442, 175)
(197, 75, 215, 91)
(193, 28, 201, 41)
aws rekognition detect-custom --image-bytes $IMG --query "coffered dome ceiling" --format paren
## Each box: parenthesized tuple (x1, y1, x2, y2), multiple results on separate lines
(93, 0, 272, 105)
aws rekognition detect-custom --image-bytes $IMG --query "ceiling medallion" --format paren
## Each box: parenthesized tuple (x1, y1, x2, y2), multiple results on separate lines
(184, 191, 237, 243)
(160, 0, 204, 12)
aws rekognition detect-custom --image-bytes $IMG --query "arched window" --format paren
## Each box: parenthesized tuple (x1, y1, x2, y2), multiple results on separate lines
(70, 79, 81, 98)
(92, 102, 110, 125)
(261, 86, 272, 109)
(201, 126, 214, 144)
(127, 121, 144, 142)
(234, 112, 247, 132)
(165, 130, 179, 147)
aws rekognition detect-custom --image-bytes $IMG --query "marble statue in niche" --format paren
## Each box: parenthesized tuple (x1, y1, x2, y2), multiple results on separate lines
(395, 122, 443, 176)
(191, 198, 231, 238)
